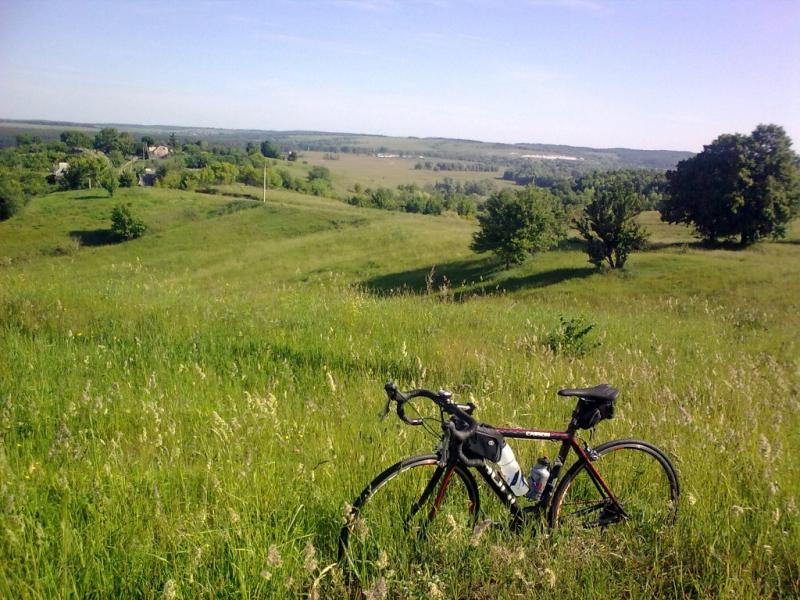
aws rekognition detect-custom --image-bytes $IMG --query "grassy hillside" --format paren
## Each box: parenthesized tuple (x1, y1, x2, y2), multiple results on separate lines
(1, 188, 798, 598)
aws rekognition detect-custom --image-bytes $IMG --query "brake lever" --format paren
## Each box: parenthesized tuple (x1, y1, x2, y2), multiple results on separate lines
(379, 397, 391, 421)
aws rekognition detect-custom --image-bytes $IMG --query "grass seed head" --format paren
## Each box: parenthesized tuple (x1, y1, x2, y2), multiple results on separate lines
(267, 544, 282, 567)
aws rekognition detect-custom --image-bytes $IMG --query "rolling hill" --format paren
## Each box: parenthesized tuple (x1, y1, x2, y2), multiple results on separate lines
(1, 186, 798, 597)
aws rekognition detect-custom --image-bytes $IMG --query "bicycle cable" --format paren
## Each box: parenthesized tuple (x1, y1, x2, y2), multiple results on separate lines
(405, 401, 442, 439)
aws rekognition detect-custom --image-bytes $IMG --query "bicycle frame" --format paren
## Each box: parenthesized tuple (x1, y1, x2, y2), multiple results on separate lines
(432, 425, 623, 521)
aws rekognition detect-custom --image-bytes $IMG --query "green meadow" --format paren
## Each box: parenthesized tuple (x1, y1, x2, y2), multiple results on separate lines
(1, 187, 798, 598)
(298, 151, 513, 196)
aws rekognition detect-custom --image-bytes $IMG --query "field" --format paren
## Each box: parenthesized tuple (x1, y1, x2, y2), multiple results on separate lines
(299, 151, 513, 196)
(1, 187, 798, 598)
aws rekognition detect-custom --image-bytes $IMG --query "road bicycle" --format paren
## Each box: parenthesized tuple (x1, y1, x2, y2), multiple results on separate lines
(338, 382, 680, 579)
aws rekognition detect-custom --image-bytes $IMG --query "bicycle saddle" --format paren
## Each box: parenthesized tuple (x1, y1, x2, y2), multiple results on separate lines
(558, 384, 619, 403)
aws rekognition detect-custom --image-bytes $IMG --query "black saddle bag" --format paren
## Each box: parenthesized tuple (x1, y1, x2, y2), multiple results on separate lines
(463, 424, 504, 462)
(575, 398, 616, 430)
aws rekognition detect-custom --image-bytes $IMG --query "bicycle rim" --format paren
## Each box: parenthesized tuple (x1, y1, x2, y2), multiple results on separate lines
(550, 440, 679, 535)
(339, 455, 479, 582)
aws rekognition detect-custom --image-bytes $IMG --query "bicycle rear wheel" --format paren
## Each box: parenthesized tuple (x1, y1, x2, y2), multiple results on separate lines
(549, 439, 679, 533)
(339, 454, 480, 581)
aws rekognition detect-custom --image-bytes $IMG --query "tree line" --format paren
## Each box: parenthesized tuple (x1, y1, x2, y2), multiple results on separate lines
(472, 124, 799, 270)
(414, 161, 497, 172)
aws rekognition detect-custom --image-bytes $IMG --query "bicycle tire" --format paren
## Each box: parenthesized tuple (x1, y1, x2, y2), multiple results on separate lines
(548, 439, 679, 532)
(339, 454, 480, 580)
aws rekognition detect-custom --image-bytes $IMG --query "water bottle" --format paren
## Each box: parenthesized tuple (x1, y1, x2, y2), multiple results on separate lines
(527, 457, 550, 501)
(496, 442, 530, 497)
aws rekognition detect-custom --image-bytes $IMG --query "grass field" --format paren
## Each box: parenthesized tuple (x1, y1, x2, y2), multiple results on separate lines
(1, 187, 798, 598)
(299, 151, 513, 196)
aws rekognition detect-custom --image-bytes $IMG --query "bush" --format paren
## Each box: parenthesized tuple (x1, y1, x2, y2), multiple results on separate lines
(119, 171, 137, 188)
(0, 173, 25, 221)
(101, 170, 118, 197)
(575, 178, 649, 269)
(111, 204, 146, 240)
(546, 315, 600, 356)
(471, 187, 565, 269)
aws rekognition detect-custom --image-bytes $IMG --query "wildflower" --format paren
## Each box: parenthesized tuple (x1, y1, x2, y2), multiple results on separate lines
(376, 550, 388, 570)
(544, 567, 557, 588)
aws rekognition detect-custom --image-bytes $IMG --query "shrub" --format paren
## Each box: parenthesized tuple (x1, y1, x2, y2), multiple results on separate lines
(546, 315, 600, 356)
(101, 170, 118, 197)
(0, 173, 25, 221)
(471, 187, 565, 269)
(118, 171, 137, 188)
(111, 204, 146, 240)
(575, 178, 649, 269)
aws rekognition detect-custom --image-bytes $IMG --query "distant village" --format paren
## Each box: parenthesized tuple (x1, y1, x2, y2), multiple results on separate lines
(53, 145, 170, 187)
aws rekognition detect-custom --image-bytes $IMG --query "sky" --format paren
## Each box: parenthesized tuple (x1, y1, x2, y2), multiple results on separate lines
(0, 0, 798, 151)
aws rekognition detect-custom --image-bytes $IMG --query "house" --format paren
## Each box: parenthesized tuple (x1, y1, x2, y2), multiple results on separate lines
(147, 145, 170, 159)
(53, 162, 69, 178)
(138, 168, 157, 187)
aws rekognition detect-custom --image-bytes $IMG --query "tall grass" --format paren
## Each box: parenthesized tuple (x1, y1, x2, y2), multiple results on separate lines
(0, 189, 798, 598)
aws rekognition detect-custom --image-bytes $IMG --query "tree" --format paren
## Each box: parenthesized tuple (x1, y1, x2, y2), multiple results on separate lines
(15, 134, 41, 146)
(662, 124, 800, 245)
(100, 169, 118, 197)
(61, 131, 93, 149)
(741, 124, 800, 243)
(260, 140, 280, 159)
(117, 132, 136, 155)
(93, 128, 121, 154)
(0, 172, 25, 221)
(287, 151, 298, 162)
(168, 132, 178, 149)
(307, 165, 331, 182)
(108, 150, 125, 167)
(61, 154, 109, 190)
(119, 170, 137, 187)
(471, 187, 565, 269)
(141, 135, 155, 147)
(575, 178, 649, 269)
(111, 204, 146, 239)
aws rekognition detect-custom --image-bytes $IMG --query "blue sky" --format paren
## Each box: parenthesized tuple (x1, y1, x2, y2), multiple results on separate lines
(1, 0, 798, 151)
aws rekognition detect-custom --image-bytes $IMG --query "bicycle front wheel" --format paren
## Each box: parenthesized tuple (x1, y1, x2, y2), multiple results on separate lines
(549, 439, 679, 534)
(339, 454, 480, 581)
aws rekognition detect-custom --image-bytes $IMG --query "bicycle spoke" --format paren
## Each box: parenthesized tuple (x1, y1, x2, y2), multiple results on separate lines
(551, 441, 679, 533)
(340, 456, 479, 584)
